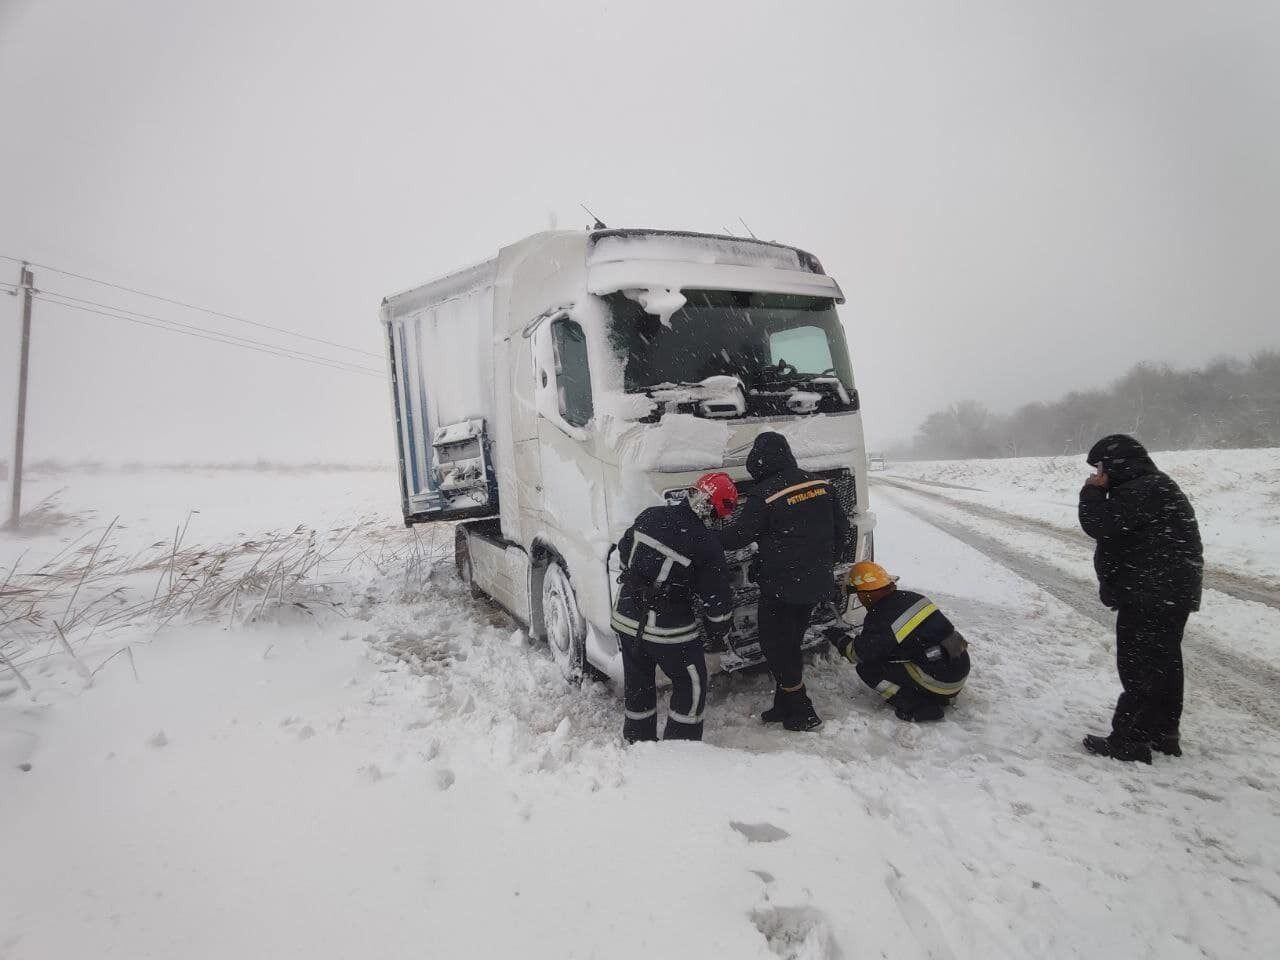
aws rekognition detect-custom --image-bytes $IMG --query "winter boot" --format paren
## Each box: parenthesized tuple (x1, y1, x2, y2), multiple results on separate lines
(760, 686, 786, 724)
(782, 688, 823, 732)
(895, 701, 945, 723)
(1083, 734, 1152, 765)
(1151, 733, 1182, 757)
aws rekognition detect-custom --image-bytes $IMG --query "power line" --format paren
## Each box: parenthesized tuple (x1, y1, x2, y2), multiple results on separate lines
(35, 291, 386, 380)
(0, 253, 381, 359)
(38, 287, 385, 376)
(36, 292, 386, 380)
(33, 293, 387, 381)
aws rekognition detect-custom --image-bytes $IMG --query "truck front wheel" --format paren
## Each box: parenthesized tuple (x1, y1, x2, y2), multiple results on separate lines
(541, 561, 585, 681)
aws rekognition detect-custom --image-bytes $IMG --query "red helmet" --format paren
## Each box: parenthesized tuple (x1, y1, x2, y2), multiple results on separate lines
(693, 472, 739, 519)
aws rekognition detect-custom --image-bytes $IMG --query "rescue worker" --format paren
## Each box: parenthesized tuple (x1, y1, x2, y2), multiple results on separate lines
(1079, 434, 1202, 764)
(719, 432, 851, 732)
(611, 472, 738, 743)
(824, 561, 970, 721)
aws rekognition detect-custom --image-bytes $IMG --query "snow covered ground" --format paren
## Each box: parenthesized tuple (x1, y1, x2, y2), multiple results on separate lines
(3, 462, 1279, 959)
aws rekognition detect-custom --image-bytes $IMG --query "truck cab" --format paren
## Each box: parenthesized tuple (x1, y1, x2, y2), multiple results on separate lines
(382, 228, 874, 683)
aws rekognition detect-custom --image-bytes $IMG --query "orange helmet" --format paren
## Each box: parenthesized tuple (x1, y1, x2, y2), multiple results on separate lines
(848, 561, 898, 592)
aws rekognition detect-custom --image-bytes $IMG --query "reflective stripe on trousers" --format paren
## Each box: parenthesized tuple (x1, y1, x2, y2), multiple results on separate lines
(875, 679, 901, 699)
(904, 662, 965, 696)
(667, 664, 704, 725)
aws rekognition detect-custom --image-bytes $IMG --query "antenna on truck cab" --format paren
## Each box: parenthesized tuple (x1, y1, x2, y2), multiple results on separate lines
(738, 217, 759, 240)
(580, 203, 608, 229)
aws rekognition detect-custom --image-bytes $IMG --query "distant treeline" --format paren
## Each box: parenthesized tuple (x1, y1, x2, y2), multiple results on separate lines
(896, 351, 1280, 460)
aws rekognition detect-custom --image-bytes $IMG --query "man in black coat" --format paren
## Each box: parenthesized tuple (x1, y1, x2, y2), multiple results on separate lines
(719, 432, 851, 732)
(1079, 434, 1202, 764)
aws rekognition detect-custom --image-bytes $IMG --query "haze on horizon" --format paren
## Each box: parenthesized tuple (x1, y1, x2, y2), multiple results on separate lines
(1, 0, 1277, 463)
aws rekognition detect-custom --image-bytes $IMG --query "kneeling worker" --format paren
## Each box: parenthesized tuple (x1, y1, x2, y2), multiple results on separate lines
(612, 473, 738, 743)
(824, 562, 970, 721)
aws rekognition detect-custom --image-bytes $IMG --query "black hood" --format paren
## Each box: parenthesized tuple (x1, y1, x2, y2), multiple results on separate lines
(746, 431, 798, 480)
(1087, 434, 1158, 484)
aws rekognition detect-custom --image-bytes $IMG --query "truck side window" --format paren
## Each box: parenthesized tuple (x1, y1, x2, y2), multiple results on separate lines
(552, 318, 594, 427)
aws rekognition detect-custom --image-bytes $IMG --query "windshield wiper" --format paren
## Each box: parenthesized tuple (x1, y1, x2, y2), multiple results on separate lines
(643, 377, 747, 419)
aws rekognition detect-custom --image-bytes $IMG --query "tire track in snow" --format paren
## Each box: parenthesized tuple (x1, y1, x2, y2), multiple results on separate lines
(876, 485, 1280, 731)
(875, 475, 1280, 611)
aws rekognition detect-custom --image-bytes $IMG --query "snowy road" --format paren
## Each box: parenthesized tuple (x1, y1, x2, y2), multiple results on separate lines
(875, 475, 1280, 610)
(3, 467, 1279, 959)
(874, 480, 1280, 731)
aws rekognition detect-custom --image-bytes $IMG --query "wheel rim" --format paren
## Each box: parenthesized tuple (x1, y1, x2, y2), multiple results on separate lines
(542, 564, 582, 676)
(547, 585, 570, 654)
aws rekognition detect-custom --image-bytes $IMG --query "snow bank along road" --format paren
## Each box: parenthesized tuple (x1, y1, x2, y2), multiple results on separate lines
(2, 465, 1279, 959)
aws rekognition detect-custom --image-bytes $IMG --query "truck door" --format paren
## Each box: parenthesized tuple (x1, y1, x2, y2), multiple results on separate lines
(530, 314, 608, 541)
(510, 327, 544, 532)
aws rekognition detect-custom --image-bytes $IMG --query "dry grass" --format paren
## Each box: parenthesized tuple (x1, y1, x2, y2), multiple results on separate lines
(0, 515, 453, 684)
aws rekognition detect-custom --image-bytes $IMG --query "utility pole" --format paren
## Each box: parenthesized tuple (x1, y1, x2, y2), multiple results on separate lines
(6, 262, 33, 530)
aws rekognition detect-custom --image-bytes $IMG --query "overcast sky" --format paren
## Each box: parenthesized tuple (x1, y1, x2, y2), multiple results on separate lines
(1, 0, 1277, 463)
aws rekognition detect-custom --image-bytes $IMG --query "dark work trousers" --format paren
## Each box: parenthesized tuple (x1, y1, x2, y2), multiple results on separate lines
(617, 632, 709, 743)
(1111, 604, 1189, 743)
(757, 597, 815, 690)
(855, 661, 961, 712)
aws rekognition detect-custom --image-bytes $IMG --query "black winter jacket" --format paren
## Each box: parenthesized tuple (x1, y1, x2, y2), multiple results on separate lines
(832, 588, 970, 691)
(1078, 434, 1202, 612)
(719, 432, 852, 605)
(612, 501, 735, 645)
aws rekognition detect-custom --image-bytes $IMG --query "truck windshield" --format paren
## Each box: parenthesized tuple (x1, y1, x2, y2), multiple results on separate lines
(605, 290, 854, 396)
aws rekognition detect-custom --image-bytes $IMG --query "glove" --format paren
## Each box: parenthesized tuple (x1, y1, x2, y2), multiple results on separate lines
(823, 625, 850, 650)
(941, 630, 968, 659)
(704, 615, 732, 644)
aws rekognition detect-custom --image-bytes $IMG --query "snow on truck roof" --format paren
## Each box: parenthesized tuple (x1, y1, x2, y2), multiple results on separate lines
(587, 229, 829, 275)
(382, 228, 838, 319)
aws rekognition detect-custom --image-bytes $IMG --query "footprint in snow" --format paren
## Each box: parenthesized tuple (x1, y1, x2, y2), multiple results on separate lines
(731, 821, 790, 843)
(434, 767, 455, 791)
(147, 731, 169, 749)
(751, 905, 841, 960)
(884, 863, 957, 960)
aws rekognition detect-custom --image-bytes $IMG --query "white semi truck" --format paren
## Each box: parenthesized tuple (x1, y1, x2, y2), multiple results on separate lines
(381, 228, 874, 682)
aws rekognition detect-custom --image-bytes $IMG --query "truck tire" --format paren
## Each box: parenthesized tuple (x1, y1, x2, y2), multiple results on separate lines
(454, 528, 483, 600)
(541, 561, 585, 681)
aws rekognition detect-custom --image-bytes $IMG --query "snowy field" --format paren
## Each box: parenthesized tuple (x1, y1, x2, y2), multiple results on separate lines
(3, 460, 1280, 959)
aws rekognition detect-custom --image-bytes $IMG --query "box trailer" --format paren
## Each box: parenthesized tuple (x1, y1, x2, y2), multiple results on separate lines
(381, 228, 875, 683)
